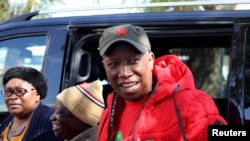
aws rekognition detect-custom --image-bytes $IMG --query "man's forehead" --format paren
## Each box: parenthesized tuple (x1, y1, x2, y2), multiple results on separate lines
(104, 41, 141, 55)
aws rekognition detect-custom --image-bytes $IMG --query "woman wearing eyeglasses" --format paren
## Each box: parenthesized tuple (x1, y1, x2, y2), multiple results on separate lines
(0, 66, 63, 141)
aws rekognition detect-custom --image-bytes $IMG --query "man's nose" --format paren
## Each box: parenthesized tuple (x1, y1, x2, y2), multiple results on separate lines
(118, 65, 132, 77)
(50, 112, 56, 121)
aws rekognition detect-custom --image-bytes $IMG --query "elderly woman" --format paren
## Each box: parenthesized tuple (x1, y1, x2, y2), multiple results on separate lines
(50, 79, 105, 141)
(0, 66, 63, 141)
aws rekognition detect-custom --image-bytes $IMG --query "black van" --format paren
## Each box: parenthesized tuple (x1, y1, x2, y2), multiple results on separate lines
(0, 1, 249, 125)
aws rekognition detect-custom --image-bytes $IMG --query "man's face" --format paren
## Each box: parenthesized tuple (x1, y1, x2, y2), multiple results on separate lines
(50, 100, 85, 140)
(102, 43, 154, 101)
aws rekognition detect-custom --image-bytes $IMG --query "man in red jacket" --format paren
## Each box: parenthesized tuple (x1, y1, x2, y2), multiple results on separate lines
(97, 24, 227, 141)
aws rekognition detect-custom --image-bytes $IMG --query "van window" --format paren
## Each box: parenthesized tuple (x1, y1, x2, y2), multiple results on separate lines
(0, 35, 47, 110)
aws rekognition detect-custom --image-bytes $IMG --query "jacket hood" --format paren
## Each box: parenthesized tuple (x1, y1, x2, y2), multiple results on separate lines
(151, 55, 196, 102)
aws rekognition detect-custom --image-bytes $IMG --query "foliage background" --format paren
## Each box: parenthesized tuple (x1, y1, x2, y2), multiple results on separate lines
(0, 0, 63, 22)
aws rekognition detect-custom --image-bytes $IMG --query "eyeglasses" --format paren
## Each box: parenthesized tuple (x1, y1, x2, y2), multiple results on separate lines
(1, 88, 36, 97)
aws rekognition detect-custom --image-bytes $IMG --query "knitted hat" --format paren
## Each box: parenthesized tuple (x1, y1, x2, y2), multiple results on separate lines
(98, 24, 151, 55)
(56, 79, 105, 126)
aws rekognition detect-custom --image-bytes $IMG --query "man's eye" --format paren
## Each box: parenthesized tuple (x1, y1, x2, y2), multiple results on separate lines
(130, 58, 138, 63)
(107, 62, 117, 68)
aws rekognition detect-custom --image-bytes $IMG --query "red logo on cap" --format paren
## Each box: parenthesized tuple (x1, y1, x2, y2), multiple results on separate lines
(116, 27, 127, 36)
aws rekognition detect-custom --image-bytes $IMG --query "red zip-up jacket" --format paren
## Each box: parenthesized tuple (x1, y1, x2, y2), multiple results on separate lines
(98, 55, 227, 141)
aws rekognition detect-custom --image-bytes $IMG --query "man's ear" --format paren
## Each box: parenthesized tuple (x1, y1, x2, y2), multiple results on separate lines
(102, 60, 105, 67)
(149, 52, 155, 70)
(150, 52, 155, 60)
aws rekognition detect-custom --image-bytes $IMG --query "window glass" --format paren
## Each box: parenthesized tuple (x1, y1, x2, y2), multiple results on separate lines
(0, 35, 47, 110)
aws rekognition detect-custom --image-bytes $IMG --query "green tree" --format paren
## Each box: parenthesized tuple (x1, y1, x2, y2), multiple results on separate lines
(0, 0, 63, 22)
(144, 0, 235, 12)
(144, 0, 201, 12)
